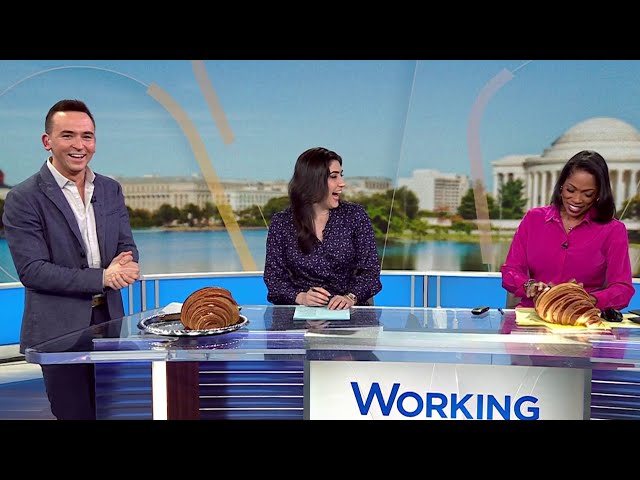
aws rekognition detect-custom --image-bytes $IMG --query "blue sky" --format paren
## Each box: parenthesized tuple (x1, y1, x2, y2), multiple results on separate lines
(1, 60, 639, 190)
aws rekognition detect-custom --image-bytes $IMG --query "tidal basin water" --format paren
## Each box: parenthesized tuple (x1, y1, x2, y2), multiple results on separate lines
(1, 228, 640, 282)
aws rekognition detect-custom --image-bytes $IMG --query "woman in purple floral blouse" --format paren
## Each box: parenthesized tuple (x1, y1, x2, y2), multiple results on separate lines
(264, 147, 382, 310)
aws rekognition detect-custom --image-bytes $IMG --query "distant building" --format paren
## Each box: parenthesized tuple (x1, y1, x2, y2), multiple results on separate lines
(492, 117, 640, 211)
(116, 175, 288, 212)
(491, 155, 530, 200)
(116, 174, 394, 213)
(347, 176, 393, 195)
(397, 169, 469, 213)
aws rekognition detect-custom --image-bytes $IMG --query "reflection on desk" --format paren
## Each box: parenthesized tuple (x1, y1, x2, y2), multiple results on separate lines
(21, 305, 640, 420)
(22, 305, 640, 368)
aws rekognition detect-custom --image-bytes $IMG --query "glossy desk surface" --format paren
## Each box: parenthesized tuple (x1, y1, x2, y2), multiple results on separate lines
(24, 306, 640, 369)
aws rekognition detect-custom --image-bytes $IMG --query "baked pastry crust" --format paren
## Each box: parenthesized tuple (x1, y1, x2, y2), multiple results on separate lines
(181, 286, 240, 330)
(534, 282, 602, 327)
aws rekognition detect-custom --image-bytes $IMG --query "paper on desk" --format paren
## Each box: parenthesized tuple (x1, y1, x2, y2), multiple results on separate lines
(294, 306, 351, 321)
(158, 302, 183, 318)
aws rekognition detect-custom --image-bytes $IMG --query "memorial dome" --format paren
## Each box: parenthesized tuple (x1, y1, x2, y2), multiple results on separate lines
(538, 117, 640, 162)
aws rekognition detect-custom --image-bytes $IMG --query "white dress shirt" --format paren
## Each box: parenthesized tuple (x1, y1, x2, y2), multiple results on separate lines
(46, 158, 102, 269)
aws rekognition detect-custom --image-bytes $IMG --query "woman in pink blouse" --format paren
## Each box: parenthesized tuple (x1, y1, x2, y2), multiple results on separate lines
(501, 150, 635, 310)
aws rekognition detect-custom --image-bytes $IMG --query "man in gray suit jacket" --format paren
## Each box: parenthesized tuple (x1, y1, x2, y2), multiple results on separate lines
(2, 99, 140, 420)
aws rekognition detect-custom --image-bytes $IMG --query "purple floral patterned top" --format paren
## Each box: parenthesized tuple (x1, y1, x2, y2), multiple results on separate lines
(264, 201, 382, 305)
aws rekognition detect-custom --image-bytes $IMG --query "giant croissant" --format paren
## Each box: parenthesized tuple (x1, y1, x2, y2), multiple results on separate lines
(181, 286, 240, 330)
(534, 282, 602, 327)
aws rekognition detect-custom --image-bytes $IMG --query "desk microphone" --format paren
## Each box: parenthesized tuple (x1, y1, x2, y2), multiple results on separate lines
(561, 241, 568, 249)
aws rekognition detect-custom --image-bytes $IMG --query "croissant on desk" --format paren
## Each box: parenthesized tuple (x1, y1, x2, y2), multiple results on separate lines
(181, 286, 240, 330)
(534, 282, 602, 327)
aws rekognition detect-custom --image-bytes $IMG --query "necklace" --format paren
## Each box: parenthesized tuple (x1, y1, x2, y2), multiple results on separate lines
(566, 220, 581, 231)
(562, 215, 581, 232)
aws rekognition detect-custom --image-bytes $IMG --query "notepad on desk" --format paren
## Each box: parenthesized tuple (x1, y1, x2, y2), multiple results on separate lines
(293, 306, 351, 321)
(158, 302, 183, 320)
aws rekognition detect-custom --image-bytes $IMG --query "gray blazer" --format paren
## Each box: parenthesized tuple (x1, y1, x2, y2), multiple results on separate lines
(2, 162, 139, 353)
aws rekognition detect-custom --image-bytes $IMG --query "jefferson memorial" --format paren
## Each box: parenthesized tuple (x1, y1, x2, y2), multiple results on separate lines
(492, 117, 640, 213)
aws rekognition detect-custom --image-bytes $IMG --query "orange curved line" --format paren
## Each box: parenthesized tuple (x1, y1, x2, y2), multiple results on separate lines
(147, 82, 257, 271)
(467, 68, 514, 268)
(191, 60, 235, 145)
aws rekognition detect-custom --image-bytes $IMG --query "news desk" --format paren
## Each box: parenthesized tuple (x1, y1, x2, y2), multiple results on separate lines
(24, 306, 640, 420)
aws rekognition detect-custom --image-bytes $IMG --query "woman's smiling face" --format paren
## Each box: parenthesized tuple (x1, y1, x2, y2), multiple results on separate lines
(561, 169, 598, 219)
(321, 159, 345, 209)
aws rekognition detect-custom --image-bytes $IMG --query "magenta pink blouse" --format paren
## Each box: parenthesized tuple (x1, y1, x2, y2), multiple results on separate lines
(501, 205, 635, 310)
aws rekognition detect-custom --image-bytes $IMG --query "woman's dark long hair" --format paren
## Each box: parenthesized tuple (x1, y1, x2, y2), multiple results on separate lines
(550, 150, 616, 223)
(288, 147, 342, 253)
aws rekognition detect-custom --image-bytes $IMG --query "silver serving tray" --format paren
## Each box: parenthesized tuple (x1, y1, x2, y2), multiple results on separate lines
(138, 314, 249, 336)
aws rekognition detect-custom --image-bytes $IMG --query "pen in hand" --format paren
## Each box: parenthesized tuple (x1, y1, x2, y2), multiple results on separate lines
(310, 287, 331, 306)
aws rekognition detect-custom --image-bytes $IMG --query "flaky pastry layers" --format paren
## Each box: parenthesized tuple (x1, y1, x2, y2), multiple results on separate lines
(534, 282, 602, 327)
(181, 286, 240, 330)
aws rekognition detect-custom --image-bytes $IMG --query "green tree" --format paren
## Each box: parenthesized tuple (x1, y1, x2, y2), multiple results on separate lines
(201, 201, 219, 225)
(262, 196, 290, 222)
(618, 194, 640, 220)
(408, 218, 428, 239)
(497, 179, 527, 219)
(152, 203, 180, 226)
(365, 203, 410, 237)
(181, 203, 201, 226)
(366, 204, 392, 237)
(457, 187, 497, 220)
(128, 207, 153, 228)
(350, 187, 422, 238)
(386, 186, 419, 220)
(457, 188, 476, 219)
(451, 220, 473, 235)
(236, 205, 265, 226)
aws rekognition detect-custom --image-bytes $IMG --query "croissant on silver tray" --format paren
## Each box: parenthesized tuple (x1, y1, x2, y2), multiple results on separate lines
(181, 286, 240, 330)
(534, 282, 602, 327)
